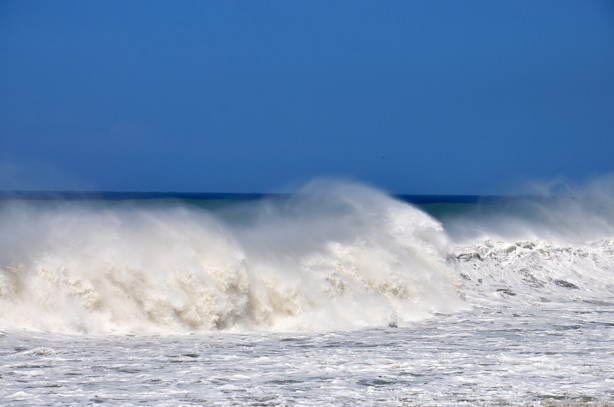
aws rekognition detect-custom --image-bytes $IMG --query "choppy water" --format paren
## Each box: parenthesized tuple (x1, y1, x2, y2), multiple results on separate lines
(1, 180, 613, 405)
(2, 303, 613, 406)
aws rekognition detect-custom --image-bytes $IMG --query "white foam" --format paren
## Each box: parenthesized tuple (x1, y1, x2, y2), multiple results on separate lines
(453, 238, 614, 305)
(446, 176, 614, 306)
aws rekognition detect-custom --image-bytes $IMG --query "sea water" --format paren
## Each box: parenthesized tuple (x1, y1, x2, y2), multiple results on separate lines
(0, 180, 613, 406)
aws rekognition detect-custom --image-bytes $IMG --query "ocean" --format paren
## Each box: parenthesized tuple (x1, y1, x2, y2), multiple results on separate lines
(1, 181, 613, 406)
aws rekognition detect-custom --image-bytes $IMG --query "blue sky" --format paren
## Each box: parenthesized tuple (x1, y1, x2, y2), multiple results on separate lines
(1, 0, 613, 194)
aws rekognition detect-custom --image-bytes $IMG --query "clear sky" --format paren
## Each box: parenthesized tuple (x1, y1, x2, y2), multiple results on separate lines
(1, 0, 613, 194)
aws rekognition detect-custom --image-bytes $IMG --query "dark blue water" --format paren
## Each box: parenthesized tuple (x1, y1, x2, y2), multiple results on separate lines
(0, 190, 512, 220)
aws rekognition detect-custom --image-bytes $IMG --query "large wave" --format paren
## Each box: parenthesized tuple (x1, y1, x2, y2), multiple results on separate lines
(0, 181, 464, 334)
(2, 179, 613, 334)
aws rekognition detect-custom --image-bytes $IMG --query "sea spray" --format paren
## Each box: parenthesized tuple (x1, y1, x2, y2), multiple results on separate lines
(0, 182, 464, 334)
(444, 175, 614, 243)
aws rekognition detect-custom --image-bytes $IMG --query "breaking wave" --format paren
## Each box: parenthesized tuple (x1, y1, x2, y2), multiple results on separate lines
(448, 175, 614, 306)
(2, 178, 614, 335)
(0, 182, 463, 334)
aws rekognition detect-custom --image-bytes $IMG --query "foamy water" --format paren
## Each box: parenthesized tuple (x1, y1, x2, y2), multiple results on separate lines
(1, 181, 613, 405)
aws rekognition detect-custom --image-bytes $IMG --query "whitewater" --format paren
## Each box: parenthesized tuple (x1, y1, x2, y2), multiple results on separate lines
(1, 180, 613, 406)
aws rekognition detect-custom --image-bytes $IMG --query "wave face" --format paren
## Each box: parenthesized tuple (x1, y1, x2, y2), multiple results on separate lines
(0, 182, 464, 334)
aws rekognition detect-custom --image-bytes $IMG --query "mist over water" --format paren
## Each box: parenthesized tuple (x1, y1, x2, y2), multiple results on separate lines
(443, 175, 614, 243)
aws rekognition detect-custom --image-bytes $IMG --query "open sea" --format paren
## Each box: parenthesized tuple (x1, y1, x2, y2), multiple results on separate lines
(1, 181, 613, 406)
